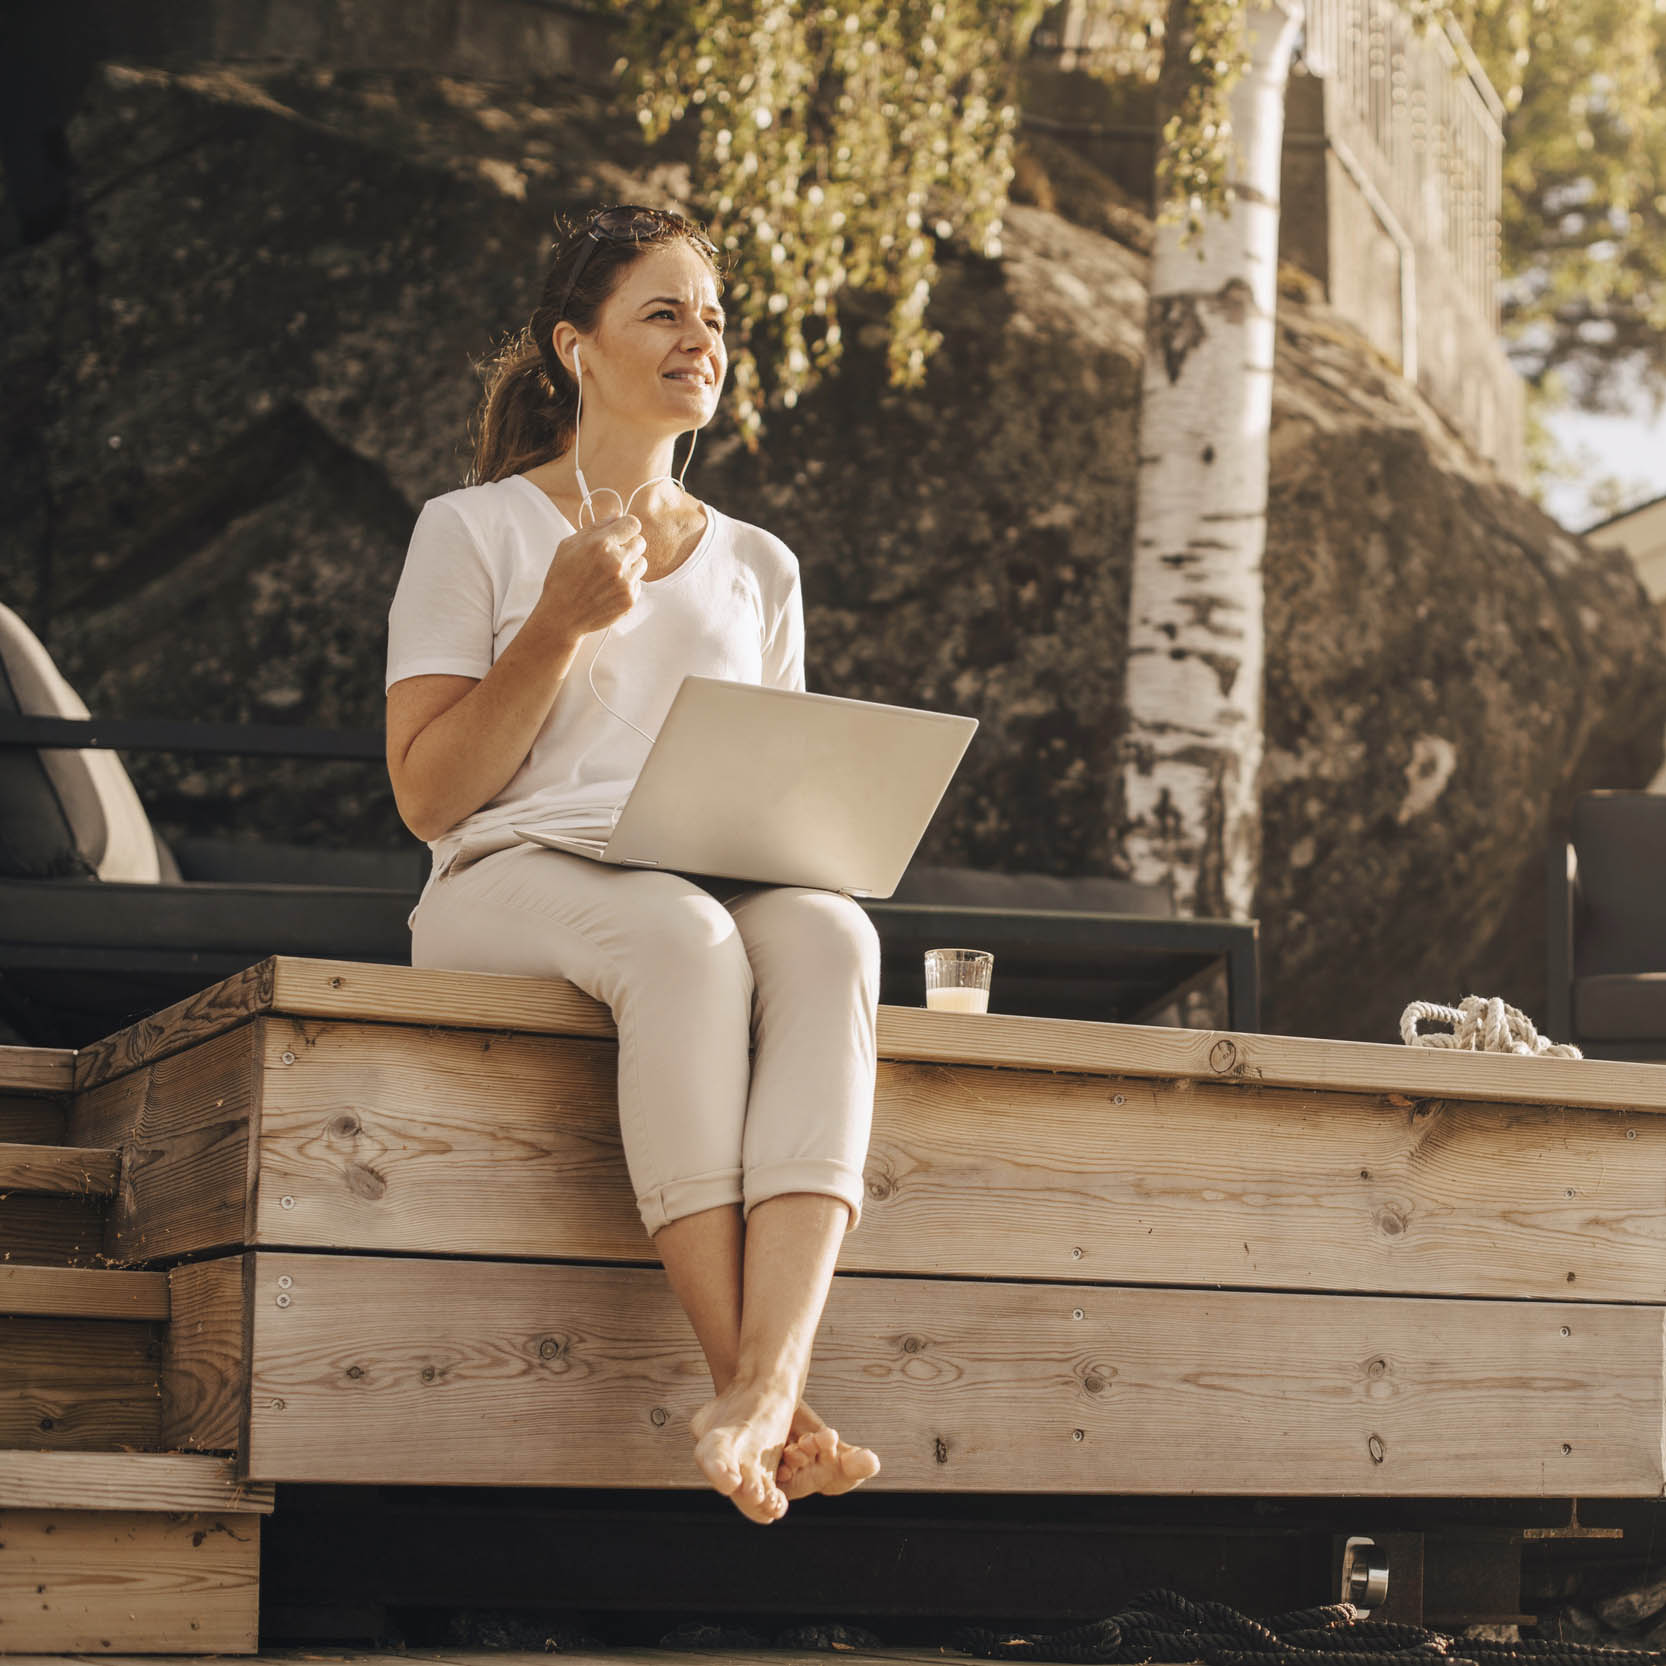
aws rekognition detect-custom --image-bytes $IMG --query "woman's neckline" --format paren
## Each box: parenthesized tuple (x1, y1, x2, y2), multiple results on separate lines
(507, 473, 716, 590)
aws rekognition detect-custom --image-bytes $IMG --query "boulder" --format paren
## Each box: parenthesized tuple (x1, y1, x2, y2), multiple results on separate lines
(4, 59, 1662, 1041)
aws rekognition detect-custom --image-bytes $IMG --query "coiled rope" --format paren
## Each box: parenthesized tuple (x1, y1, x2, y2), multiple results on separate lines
(951, 1588, 1661, 1666)
(1399, 995, 1582, 1059)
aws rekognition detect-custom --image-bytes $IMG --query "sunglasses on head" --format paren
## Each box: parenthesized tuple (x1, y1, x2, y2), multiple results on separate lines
(552, 204, 719, 325)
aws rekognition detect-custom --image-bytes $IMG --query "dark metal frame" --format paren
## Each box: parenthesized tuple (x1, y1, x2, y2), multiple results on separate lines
(0, 712, 385, 761)
(1, 712, 1262, 1033)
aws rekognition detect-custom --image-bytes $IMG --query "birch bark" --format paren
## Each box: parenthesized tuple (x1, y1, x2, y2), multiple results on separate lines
(1117, 0, 1304, 921)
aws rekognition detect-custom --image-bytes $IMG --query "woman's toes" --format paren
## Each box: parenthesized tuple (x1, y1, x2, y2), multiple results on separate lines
(841, 1444, 881, 1483)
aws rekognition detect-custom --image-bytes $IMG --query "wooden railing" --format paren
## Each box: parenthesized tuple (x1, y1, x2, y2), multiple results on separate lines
(1301, 0, 1504, 331)
(1027, 0, 1506, 335)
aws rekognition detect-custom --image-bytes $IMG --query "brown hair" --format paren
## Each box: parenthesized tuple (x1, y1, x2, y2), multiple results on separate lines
(469, 207, 721, 485)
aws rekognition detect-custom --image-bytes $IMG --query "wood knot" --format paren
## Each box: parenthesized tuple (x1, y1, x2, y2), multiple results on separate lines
(1083, 1376, 1106, 1395)
(1366, 1358, 1387, 1379)
(345, 1365, 364, 1380)
(1367, 1433, 1387, 1464)
(539, 1338, 565, 1361)
(934, 1437, 949, 1464)
(650, 1407, 669, 1427)
(900, 1335, 926, 1355)
(329, 1115, 361, 1139)
(343, 1160, 387, 1200)
(1376, 1206, 1406, 1237)
(1209, 1039, 1239, 1074)
(866, 1176, 894, 1200)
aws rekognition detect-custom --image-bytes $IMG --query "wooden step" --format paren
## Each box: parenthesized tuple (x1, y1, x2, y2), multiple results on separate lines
(0, 1093, 67, 1143)
(0, 1044, 75, 1097)
(0, 1141, 118, 1198)
(0, 1265, 167, 1320)
(0, 1454, 264, 1652)
(0, 1450, 272, 1513)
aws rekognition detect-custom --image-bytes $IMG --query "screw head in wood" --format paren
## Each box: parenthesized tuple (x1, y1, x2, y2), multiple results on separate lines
(281, 1196, 295, 1209)
(281, 1051, 296, 1065)
(275, 1293, 290, 1307)
(1072, 1308, 1084, 1320)
(1072, 1428, 1085, 1442)
(278, 1275, 292, 1288)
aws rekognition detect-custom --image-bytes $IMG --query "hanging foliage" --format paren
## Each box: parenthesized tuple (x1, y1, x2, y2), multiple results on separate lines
(607, 0, 1055, 437)
(605, 0, 1529, 427)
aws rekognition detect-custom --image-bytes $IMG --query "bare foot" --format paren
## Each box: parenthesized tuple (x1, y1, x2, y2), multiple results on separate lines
(776, 1401, 882, 1500)
(690, 1379, 797, 1525)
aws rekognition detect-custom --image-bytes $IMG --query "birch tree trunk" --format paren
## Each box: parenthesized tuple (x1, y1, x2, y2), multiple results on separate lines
(1117, 0, 1304, 922)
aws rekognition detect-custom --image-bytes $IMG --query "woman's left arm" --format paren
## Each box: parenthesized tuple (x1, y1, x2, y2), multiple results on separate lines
(760, 569, 806, 693)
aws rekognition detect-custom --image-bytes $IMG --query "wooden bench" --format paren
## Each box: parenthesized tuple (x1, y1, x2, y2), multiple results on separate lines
(68, 955, 1666, 1495)
(10, 953, 1666, 1650)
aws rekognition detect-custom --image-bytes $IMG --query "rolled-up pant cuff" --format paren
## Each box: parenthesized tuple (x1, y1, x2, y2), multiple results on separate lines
(744, 1159, 868, 1232)
(639, 1167, 745, 1237)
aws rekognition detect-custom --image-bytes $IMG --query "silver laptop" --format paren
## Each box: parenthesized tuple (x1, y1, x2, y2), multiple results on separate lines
(513, 676, 977, 898)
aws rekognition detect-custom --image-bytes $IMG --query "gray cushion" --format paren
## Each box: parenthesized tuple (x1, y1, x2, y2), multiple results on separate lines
(0, 877, 415, 962)
(170, 837, 428, 891)
(0, 651, 94, 879)
(891, 864, 1171, 916)
(1574, 974, 1666, 1041)
(1572, 793, 1666, 977)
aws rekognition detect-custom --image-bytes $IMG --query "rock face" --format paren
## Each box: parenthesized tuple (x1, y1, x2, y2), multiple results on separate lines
(4, 61, 1663, 1042)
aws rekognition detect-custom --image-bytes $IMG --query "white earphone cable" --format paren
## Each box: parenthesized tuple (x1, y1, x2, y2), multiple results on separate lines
(569, 349, 702, 754)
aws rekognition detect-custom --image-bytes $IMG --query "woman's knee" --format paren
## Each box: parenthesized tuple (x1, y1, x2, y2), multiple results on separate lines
(620, 886, 757, 1004)
(742, 888, 881, 991)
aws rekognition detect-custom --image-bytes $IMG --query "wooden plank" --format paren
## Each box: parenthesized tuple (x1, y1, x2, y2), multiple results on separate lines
(256, 956, 1666, 1114)
(252, 1017, 1666, 1303)
(69, 1025, 257, 1265)
(0, 1266, 168, 1320)
(69, 951, 1666, 1110)
(162, 1256, 249, 1454)
(0, 1095, 68, 1143)
(0, 1196, 107, 1266)
(72, 960, 273, 1092)
(0, 1453, 272, 1514)
(0, 1143, 118, 1198)
(244, 1250, 1666, 1496)
(0, 1046, 75, 1096)
(0, 1507, 260, 1652)
(0, 1317, 162, 1452)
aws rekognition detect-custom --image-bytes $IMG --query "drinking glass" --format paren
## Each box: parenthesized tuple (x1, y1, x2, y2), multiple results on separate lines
(924, 948, 994, 1014)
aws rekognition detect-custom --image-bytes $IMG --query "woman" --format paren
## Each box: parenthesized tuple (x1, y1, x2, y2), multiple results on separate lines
(384, 205, 882, 1525)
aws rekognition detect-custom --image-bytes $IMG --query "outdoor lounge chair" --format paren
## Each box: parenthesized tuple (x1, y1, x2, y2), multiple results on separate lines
(1548, 789, 1666, 1062)
(0, 602, 1258, 1047)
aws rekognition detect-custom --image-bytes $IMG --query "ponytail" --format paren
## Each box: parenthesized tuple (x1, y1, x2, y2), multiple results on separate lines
(469, 321, 575, 485)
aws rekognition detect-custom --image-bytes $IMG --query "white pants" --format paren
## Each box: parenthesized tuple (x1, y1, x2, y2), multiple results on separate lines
(410, 843, 881, 1237)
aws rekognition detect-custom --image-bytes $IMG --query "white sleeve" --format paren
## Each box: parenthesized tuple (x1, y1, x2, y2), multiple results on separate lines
(385, 499, 495, 690)
(760, 568, 806, 693)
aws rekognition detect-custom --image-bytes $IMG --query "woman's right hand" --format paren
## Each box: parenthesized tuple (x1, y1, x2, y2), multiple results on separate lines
(536, 512, 649, 637)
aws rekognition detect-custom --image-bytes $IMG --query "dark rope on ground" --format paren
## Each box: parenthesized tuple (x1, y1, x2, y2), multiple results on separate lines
(949, 1588, 1666, 1666)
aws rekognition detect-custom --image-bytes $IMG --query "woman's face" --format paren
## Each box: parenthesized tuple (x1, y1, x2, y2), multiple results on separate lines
(578, 240, 727, 433)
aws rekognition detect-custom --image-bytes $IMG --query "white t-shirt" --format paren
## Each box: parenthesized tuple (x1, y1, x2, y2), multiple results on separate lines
(386, 473, 806, 885)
